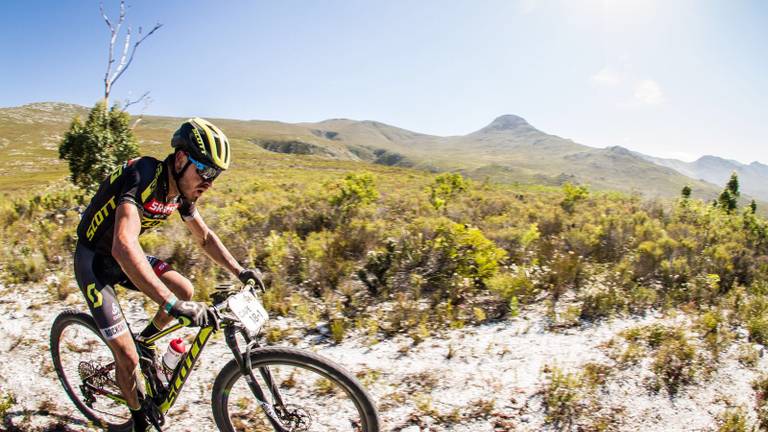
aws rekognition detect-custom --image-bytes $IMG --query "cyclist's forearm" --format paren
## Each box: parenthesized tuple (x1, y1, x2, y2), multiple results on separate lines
(113, 238, 173, 306)
(199, 230, 243, 276)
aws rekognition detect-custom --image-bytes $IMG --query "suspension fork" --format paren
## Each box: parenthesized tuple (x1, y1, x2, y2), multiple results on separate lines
(224, 327, 289, 432)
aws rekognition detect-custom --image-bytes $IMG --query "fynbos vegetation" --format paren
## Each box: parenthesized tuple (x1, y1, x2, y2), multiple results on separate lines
(4, 154, 768, 429)
(4, 164, 768, 343)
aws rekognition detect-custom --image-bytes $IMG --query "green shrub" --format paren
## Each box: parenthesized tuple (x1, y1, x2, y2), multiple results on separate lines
(737, 343, 760, 367)
(541, 366, 582, 429)
(303, 230, 354, 292)
(486, 267, 537, 305)
(716, 406, 749, 432)
(0, 391, 16, 419)
(650, 331, 698, 395)
(697, 308, 732, 361)
(428, 172, 468, 212)
(330, 318, 345, 344)
(560, 182, 589, 213)
(579, 285, 625, 321)
(328, 172, 379, 223)
(433, 220, 507, 284)
(615, 324, 700, 394)
(753, 373, 768, 430)
(745, 295, 768, 345)
(4, 248, 46, 283)
(540, 250, 585, 300)
(580, 362, 613, 390)
(357, 239, 396, 296)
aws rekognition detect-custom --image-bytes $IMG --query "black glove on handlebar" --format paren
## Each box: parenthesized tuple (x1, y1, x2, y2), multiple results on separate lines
(169, 300, 219, 329)
(238, 268, 264, 287)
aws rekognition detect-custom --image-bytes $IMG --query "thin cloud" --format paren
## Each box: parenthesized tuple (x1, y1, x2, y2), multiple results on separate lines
(591, 66, 624, 87)
(518, 0, 541, 15)
(633, 79, 664, 105)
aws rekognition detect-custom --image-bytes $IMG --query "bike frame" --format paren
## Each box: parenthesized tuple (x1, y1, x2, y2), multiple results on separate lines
(88, 321, 216, 414)
(85, 316, 291, 431)
(143, 322, 216, 413)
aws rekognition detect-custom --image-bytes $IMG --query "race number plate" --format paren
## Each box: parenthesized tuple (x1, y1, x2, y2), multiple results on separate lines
(228, 291, 269, 336)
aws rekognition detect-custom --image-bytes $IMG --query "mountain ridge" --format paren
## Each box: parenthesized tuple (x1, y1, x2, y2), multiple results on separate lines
(0, 101, 755, 203)
(641, 153, 768, 201)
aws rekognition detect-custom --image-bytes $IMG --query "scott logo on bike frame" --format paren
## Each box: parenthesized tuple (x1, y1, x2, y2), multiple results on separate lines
(160, 326, 214, 412)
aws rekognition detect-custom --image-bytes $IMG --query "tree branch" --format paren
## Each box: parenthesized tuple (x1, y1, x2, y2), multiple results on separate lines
(111, 24, 132, 83)
(101, 0, 127, 103)
(99, 1, 161, 106)
(108, 22, 162, 89)
(123, 91, 150, 110)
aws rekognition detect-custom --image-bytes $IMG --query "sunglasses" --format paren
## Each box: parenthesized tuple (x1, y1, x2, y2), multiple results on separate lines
(187, 155, 222, 181)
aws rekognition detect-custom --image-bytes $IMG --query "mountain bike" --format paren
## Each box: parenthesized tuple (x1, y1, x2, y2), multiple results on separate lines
(49, 280, 380, 431)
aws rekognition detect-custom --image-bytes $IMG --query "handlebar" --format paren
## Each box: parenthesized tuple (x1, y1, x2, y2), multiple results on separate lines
(210, 277, 266, 329)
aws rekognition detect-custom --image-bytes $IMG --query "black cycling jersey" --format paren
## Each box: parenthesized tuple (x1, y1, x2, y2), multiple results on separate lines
(74, 155, 195, 340)
(76, 156, 196, 255)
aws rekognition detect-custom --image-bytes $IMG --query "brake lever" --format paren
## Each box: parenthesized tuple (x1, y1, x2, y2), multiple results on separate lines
(245, 276, 266, 294)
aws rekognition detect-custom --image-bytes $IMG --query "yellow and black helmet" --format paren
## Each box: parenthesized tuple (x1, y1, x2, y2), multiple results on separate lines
(172, 117, 231, 170)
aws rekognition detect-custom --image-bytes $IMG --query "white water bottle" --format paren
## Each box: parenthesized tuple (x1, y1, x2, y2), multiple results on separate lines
(162, 338, 187, 377)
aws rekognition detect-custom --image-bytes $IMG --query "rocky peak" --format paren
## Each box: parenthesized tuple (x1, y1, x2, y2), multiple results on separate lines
(480, 114, 532, 133)
(606, 146, 633, 156)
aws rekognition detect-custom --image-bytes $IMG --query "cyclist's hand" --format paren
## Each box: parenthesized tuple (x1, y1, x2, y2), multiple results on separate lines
(169, 300, 219, 329)
(238, 268, 264, 286)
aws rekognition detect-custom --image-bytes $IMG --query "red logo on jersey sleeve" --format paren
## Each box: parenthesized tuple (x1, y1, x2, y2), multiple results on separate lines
(143, 199, 179, 215)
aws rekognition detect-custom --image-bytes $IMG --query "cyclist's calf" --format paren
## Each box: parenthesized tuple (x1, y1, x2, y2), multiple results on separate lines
(107, 330, 143, 409)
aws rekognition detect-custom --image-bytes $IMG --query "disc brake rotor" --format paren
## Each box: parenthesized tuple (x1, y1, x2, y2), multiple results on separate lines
(277, 404, 312, 432)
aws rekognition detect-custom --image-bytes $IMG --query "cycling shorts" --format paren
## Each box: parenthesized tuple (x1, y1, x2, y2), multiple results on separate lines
(74, 241, 173, 340)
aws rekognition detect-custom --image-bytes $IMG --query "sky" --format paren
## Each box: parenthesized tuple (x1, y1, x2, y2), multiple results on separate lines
(1, 0, 766, 164)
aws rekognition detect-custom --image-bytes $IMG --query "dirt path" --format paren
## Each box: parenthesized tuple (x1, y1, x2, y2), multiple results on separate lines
(0, 280, 763, 431)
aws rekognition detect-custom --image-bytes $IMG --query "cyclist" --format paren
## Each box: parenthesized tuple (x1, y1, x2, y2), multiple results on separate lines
(72, 117, 261, 431)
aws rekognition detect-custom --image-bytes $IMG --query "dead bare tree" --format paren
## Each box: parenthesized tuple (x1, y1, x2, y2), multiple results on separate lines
(122, 90, 150, 110)
(100, 0, 162, 107)
(125, 91, 154, 129)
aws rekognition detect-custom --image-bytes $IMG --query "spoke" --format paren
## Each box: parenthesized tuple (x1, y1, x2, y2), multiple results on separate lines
(226, 363, 365, 431)
(56, 322, 129, 425)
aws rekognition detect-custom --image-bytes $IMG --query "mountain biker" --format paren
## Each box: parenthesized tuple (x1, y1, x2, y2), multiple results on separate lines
(72, 117, 261, 431)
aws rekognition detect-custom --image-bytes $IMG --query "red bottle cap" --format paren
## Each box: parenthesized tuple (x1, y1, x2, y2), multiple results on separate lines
(170, 338, 187, 354)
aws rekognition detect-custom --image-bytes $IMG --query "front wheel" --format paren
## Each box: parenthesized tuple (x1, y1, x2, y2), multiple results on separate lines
(211, 347, 380, 432)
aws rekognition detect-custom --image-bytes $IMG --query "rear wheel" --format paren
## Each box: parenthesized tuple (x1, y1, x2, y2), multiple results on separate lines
(212, 347, 379, 432)
(50, 309, 132, 431)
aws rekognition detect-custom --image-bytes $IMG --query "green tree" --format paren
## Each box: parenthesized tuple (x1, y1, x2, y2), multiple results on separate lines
(429, 172, 468, 212)
(681, 185, 692, 199)
(58, 101, 139, 192)
(717, 172, 740, 212)
(750, 199, 758, 214)
(727, 172, 740, 197)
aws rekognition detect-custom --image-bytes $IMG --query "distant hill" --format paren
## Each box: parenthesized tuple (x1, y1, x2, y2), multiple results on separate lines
(641, 153, 768, 202)
(0, 102, 744, 203)
(0, 102, 89, 190)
